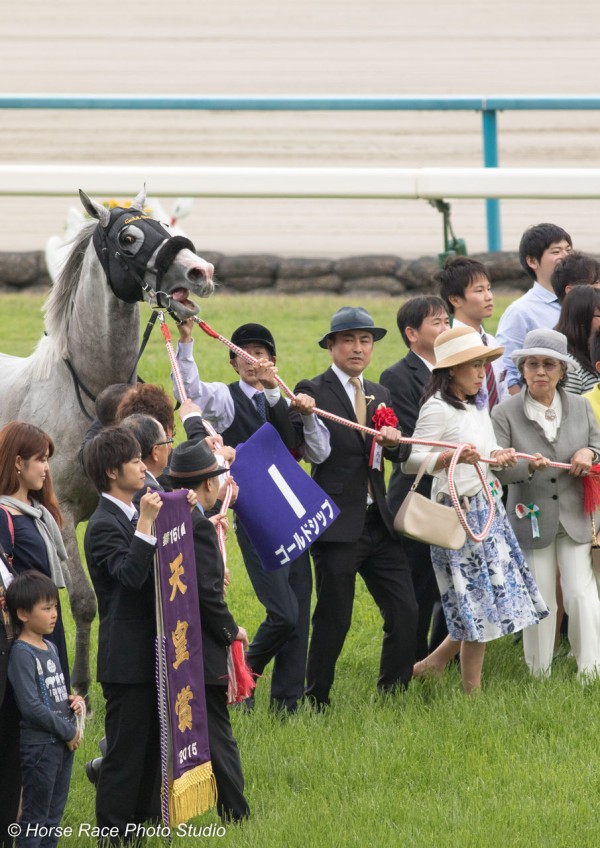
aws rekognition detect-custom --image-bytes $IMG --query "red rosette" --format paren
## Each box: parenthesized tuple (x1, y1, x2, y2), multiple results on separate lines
(371, 405, 399, 430)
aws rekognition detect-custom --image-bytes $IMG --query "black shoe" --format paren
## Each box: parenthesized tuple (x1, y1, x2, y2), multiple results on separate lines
(85, 756, 103, 786)
(302, 693, 329, 713)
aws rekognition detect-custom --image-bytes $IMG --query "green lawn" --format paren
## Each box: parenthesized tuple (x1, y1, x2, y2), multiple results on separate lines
(2, 290, 599, 848)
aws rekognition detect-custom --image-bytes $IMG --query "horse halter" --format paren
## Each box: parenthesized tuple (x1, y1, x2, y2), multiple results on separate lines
(92, 205, 197, 311)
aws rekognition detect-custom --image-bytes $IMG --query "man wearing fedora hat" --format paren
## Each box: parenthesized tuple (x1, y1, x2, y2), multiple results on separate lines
(167, 439, 250, 821)
(173, 320, 330, 714)
(294, 306, 418, 709)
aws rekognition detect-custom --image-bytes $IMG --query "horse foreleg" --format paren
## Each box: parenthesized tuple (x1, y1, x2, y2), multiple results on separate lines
(61, 512, 97, 698)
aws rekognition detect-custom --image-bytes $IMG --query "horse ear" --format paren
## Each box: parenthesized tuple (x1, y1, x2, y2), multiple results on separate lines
(130, 185, 147, 212)
(79, 190, 110, 227)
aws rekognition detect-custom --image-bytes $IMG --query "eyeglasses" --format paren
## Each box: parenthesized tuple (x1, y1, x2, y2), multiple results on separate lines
(155, 438, 175, 447)
(523, 360, 560, 372)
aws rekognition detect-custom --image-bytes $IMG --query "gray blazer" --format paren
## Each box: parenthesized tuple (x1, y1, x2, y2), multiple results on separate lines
(491, 387, 600, 549)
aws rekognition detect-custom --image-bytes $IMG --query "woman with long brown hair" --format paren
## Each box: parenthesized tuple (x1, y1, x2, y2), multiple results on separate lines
(0, 422, 70, 687)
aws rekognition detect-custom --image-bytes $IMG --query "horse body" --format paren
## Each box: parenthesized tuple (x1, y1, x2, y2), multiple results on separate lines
(0, 190, 214, 694)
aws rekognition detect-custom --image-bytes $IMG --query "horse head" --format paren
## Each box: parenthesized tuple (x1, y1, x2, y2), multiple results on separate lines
(79, 187, 214, 319)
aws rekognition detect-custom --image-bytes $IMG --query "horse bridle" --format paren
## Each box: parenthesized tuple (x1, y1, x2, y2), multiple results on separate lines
(65, 206, 196, 419)
(92, 205, 197, 314)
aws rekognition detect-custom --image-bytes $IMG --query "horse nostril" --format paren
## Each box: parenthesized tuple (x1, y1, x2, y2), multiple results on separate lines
(187, 264, 214, 283)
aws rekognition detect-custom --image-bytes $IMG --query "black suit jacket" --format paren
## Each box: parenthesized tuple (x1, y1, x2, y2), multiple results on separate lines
(191, 509, 239, 685)
(380, 351, 433, 516)
(294, 368, 411, 542)
(84, 497, 157, 684)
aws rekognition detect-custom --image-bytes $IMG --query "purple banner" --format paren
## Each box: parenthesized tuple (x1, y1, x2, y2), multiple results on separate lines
(232, 423, 340, 571)
(154, 490, 211, 782)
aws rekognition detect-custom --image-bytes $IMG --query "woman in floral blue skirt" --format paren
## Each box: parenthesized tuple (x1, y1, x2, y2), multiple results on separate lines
(402, 326, 549, 693)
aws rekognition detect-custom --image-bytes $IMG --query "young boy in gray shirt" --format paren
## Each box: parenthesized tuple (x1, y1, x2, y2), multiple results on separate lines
(7, 571, 84, 848)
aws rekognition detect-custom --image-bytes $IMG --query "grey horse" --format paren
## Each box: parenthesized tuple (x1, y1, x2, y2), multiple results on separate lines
(0, 187, 214, 695)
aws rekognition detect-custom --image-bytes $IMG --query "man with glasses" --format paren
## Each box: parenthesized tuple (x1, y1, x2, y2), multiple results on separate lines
(120, 414, 175, 505)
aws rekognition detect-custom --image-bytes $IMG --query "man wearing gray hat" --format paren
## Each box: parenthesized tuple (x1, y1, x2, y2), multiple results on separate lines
(294, 306, 418, 709)
(167, 439, 250, 822)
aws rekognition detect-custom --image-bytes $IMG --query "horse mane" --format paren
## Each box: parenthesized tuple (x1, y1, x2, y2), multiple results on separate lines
(44, 219, 98, 351)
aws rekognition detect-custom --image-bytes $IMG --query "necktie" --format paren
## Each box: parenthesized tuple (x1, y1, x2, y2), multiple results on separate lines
(131, 511, 139, 530)
(350, 376, 374, 499)
(349, 377, 367, 435)
(481, 333, 499, 410)
(253, 391, 267, 423)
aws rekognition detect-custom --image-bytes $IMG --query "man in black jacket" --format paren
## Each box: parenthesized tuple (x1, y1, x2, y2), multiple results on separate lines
(83, 427, 163, 845)
(166, 439, 250, 822)
(174, 321, 329, 713)
(294, 306, 418, 709)
(379, 295, 450, 660)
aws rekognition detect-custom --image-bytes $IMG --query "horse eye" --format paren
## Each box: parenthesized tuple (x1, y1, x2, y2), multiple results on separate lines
(117, 225, 144, 255)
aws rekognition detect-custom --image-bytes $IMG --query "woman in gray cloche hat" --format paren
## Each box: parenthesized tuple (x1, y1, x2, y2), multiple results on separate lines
(492, 328, 600, 680)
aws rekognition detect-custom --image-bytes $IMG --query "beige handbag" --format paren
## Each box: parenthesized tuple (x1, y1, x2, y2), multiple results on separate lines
(394, 455, 467, 550)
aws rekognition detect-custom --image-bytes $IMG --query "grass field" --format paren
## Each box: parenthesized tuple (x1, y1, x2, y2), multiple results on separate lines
(2, 290, 600, 848)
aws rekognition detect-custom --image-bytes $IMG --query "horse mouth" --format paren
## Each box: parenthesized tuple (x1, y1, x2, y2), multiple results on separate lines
(169, 288, 200, 317)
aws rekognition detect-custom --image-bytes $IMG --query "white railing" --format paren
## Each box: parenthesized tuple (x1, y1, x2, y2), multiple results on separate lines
(3, 164, 600, 200)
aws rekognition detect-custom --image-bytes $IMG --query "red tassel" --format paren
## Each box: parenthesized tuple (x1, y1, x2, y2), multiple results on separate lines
(583, 464, 600, 515)
(197, 320, 220, 339)
(227, 641, 256, 705)
(160, 322, 173, 344)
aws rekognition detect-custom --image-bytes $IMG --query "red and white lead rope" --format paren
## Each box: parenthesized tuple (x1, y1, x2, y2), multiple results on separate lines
(185, 317, 587, 544)
(158, 314, 233, 556)
(159, 314, 255, 704)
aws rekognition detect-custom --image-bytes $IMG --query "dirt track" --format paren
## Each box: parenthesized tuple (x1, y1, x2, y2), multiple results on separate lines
(2, 0, 600, 257)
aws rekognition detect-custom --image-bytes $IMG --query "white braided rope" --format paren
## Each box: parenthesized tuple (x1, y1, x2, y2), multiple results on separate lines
(193, 317, 585, 543)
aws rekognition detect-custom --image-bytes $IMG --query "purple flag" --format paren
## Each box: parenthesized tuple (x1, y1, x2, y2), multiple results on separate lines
(232, 423, 340, 571)
(154, 490, 216, 825)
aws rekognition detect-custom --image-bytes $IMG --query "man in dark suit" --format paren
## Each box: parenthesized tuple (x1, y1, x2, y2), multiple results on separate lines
(166, 439, 250, 822)
(380, 295, 450, 660)
(83, 427, 163, 845)
(294, 306, 418, 709)
(175, 321, 329, 713)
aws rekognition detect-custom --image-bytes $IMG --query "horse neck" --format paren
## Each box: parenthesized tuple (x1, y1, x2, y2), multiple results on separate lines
(66, 246, 141, 391)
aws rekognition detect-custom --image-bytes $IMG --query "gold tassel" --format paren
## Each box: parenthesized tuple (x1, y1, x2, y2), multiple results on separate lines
(165, 761, 218, 826)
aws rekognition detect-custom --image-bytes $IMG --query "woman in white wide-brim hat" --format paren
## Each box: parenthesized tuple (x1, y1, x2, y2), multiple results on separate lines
(402, 325, 549, 694)
(492, 328, 600, 681)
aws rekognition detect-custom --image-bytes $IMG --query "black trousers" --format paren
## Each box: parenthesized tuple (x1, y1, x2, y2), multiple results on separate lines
(96, 682, 161, 845)
(306, 508, 418, 706)
(403, 536, 447, 660)
(0, 686, 21, 848)
(236, 521, 312, 711)
(205, 685, 250, 822)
